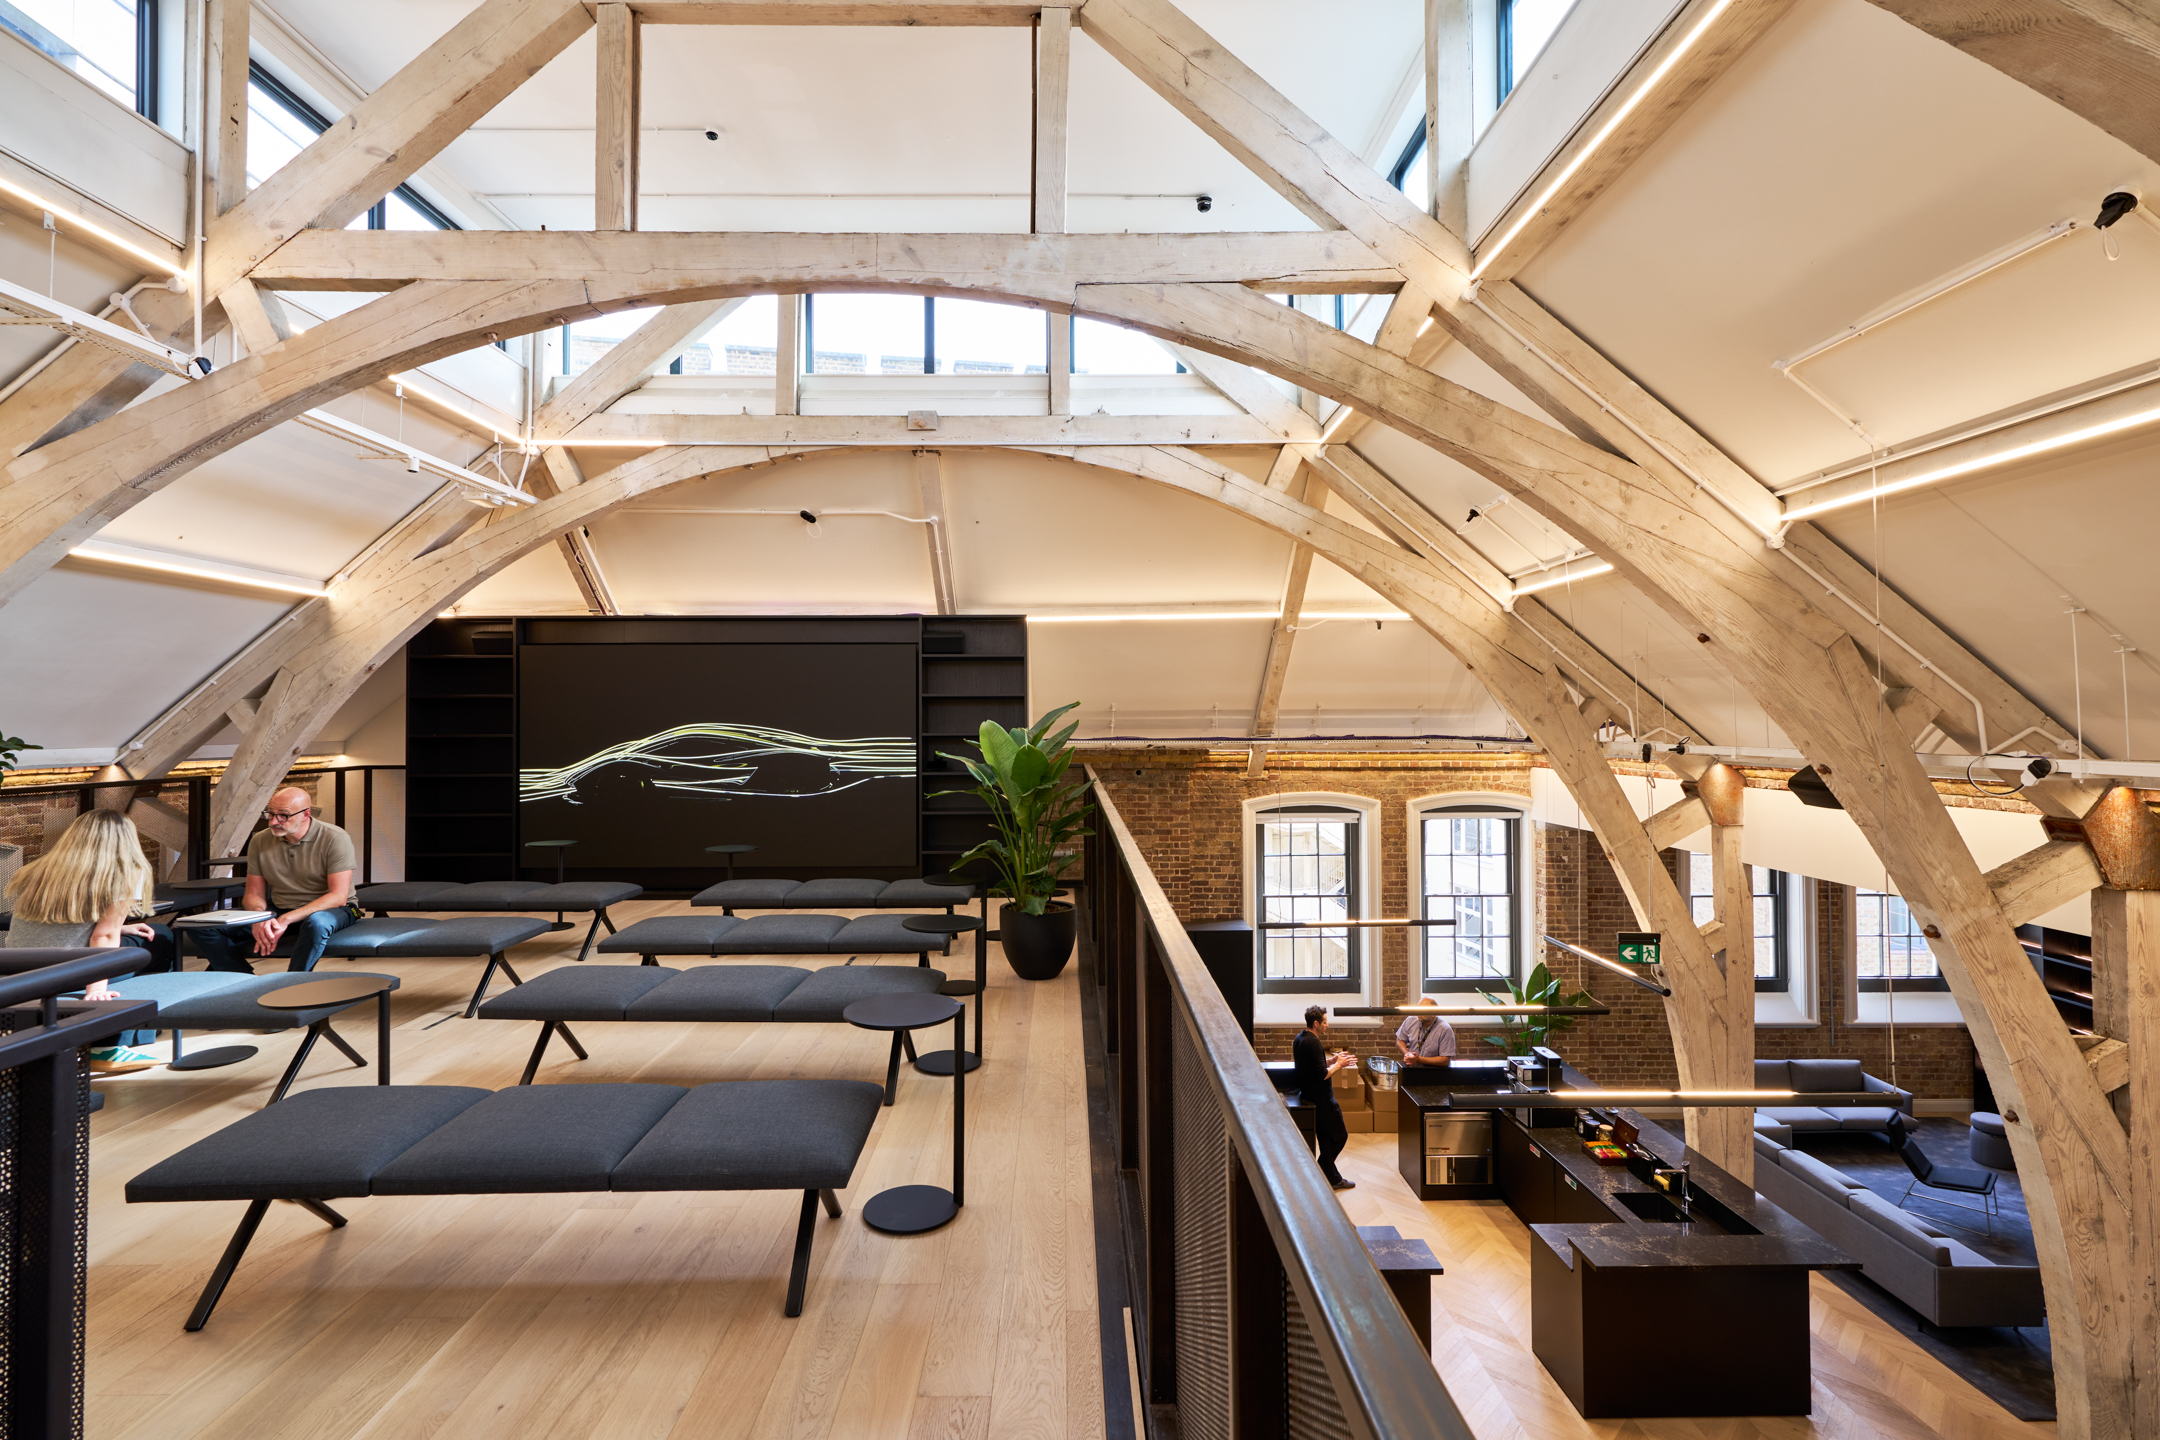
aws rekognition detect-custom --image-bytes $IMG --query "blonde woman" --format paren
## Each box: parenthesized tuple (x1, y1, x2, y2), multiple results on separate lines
(3, 810, 176, 1070)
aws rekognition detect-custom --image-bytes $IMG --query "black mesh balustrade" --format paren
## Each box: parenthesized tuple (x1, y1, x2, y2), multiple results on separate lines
(0, 948, 159, 1440)
(1080, 773, 1467, 1440)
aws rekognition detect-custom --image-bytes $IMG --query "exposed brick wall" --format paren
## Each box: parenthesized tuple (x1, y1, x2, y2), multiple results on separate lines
(1092, 749, 1978, 1099)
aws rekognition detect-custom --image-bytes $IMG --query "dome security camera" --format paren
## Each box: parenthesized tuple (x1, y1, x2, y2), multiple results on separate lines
(1196, 194, 1212, 213)
(704, 129, 721, 141)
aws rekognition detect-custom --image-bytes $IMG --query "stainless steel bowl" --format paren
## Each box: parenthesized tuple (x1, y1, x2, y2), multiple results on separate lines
(1364, 1055, 1403, 1091)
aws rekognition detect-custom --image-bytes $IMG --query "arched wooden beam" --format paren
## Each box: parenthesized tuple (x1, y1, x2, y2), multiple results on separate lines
(160, 438, 1750, 1174)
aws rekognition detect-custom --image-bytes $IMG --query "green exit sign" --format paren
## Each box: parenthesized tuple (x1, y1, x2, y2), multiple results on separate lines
(1616, 931, 1663, 966)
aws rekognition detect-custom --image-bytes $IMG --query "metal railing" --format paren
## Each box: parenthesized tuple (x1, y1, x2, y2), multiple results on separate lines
(1082, 769, 1468, 1440)
(0, 764, 404, 884)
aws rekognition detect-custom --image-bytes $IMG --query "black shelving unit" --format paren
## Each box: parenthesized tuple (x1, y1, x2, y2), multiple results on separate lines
(405, 621, 518, 881)
(919, 617, 1028, 875)
(2018, 923, 2096, 1031)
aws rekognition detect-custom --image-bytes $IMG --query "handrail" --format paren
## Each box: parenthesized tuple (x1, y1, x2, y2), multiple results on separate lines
(1089, 770, 1470, 1440)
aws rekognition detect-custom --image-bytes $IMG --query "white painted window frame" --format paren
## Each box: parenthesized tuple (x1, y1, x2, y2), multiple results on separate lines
(1243, 791, 1381, 1028)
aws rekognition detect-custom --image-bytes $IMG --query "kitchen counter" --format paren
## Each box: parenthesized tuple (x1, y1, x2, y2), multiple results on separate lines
(1398, 1066, 1856, 1418)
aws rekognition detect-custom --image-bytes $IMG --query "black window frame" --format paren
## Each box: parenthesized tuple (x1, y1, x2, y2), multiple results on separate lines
(1853, 886, 1950, 993)
(1387, 127, 1425, 194)
(1254, 803, 1363, 996)
(1683, 854, 1789, 993)
(1417, 803, 1522, 994)
(247, 63, 458, 231)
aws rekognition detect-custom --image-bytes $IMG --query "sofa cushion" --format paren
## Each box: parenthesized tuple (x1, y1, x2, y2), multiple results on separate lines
(373, 1084, 687, 1195)
(1759, 1106, 1839, 1130)
(426, 881, 556, 908)
(691, 880, 803, 909)
(525, 882, 644, 909)
(1753, 1059, 1791, 1091)
(716, 914, 848, 953)
(477, 965, 682, 1021)
(354, 882, 458, 908)
(1752, 1131, 1784, 1161)
(125, 1086, 489, 1202)
(1828, 1106, 1904, 1131)
(599, 915, 739, 956)
(789, 879, 889, 908)
(340, 916, 552, 956)
(1789, 1057, 1866, 1095)
(1848, 1190, 1954, 1265)
(875, 879, 976, 908)
(624, 966, 809, 1021)
(772, 965, 947, 1022)
(1777, 1149, 1863, 1206)
(314, 917, 443, 953)
(611, 1079, 883, 1191)
(830, 914, 941, 955)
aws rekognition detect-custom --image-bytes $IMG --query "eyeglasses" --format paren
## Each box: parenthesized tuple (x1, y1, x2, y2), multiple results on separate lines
(262, 807, 312, 821)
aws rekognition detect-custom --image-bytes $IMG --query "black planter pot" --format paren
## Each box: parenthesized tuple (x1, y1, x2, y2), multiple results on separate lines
(1000, 901, 1076, 980)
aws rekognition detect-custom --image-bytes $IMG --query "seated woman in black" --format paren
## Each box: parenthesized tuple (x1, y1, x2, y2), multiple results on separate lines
(1292, 1004, 1360, 1191)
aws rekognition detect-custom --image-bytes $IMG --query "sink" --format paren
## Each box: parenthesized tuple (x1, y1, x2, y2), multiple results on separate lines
(1612, 1188, 1760, 1235)
(1614, 1190, 1689, 1223)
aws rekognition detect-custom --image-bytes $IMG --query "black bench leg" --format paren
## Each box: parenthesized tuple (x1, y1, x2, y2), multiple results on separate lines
(520, 1023, 556, 1085)
(786, 1189, 819, 1317)
(186, 1198, 272, 1331)
(819, 1188, 842, 1219)
(267, 1024, 326, 1106)
(575, 911, 606, 963)
(463, 953, 526, 1018)
(884, 1034, 903, 1106)
(294, 1198, 346, 1228)
(557, 1021, 589, 1060)
(320, 1020, 367, 1070)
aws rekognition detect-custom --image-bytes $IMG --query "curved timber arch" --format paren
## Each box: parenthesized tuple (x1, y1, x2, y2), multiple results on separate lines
(139, 437, 1751, 1170)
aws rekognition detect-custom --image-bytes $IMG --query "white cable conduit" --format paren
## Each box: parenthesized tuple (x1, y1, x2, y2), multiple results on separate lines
(1459, 280, 2023, 759)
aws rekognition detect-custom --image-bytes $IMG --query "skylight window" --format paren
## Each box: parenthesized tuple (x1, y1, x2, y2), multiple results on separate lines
(1499, 0, 1578, 99)
(1, 0, 148, 114)
(246, 65, 455, 231)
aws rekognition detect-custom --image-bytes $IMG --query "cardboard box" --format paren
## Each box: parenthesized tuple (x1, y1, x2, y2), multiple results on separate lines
(1369, 1103, 1398, 1133)
(1332, 1068, 1370, 1110)
(1343, 1109, 1374, 1133)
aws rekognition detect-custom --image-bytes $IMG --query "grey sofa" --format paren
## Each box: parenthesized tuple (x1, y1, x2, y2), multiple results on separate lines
(1754, 1058, 1913, 1144)
(1753, 1130, 2044, 1328)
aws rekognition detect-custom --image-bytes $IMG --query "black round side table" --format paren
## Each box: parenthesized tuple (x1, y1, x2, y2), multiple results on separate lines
(524, 840, 577, 930)
(705, 844, 757, 881)
(903, 913, 985, 1075)
(845, 992, 965, 1235)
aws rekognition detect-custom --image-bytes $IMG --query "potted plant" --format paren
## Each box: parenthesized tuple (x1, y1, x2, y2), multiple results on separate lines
(1476, 960, 1594, 1057)
(939, 703, 1093, 980)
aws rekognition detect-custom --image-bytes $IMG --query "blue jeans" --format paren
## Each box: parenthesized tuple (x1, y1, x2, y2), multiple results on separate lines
(192, 907, 357, 974)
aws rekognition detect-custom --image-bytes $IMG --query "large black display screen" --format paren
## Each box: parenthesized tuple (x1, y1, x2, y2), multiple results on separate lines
(517, 642, 918, 869)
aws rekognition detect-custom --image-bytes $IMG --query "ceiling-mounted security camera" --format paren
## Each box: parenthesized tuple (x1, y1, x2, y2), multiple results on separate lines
(1196, 194, 1212, 213)
(798, 509, 818, 524)
(704, 129, 721, 142)
(2095, 190, 2141, 229)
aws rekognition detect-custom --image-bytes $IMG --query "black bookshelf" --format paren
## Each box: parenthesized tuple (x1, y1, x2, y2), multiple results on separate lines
(919, 616, 1029, 875)
(2018, 923, 2095, 1031)
(405, 620, 518, 881)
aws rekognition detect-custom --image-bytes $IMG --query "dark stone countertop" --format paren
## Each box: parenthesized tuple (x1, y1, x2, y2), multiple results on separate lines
(1399, 1070, 1857, 1274)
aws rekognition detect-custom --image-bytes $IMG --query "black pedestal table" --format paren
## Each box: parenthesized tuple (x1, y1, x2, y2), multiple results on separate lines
(705, 844, 757, 881)
(902, 913, 984, 1076)
(524, 840, 577, 930)
(845, 992, 965, 1235)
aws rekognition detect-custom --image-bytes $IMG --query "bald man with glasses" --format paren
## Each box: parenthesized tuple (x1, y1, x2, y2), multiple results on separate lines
(191, 786, 359, 974)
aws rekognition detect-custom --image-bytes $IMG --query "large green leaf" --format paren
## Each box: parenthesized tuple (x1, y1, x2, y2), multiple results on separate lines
(978, 721, 1019, 781)
(1009, 743, 1051, 794)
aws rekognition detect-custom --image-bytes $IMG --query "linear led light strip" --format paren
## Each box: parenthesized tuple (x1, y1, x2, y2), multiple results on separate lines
(0, 174, 186, 278)
(1026, 609, 1413, 623)
(1783, 401, 2160, 521)
(1471, 0, 1738, 279)
(293, 408, 533, 507)
(65, 541, 327, 596)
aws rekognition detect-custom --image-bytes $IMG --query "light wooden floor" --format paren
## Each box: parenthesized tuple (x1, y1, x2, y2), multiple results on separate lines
(84, 898, 1104, 1440)
(1334, 1132, 2056, 1440)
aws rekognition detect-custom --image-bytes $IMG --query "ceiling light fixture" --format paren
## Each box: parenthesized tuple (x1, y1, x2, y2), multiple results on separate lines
(1471, 0, 1737, 279)
(1510, 561, 1614, 597)
(1026, 608, 1412, 624)
(66, 542, 328, 596)
(0, 176, 187, 277)
(1782, 403, 2160, 521)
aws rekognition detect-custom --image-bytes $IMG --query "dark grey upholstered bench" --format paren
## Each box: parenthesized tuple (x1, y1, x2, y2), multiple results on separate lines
(108, 971, 402, 1102)
(354, 881, 644, 961)
(598, 912, 942, 966)
(308, 916, 553, 1017)
(126, 1078, 883, 1328)
(690, 878, 973, 915)
(476, 963, 949, 1094)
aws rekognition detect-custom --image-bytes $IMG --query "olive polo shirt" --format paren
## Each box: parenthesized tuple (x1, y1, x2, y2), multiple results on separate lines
(247, 816, 357, 913)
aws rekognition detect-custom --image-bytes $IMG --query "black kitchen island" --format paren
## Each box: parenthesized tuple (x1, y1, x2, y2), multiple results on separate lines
(1400, 1069, 1856, 1418)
